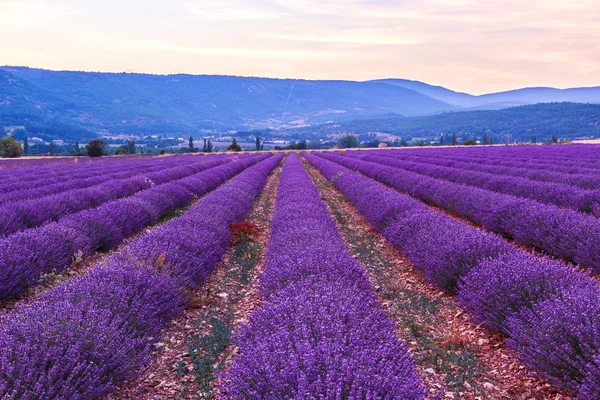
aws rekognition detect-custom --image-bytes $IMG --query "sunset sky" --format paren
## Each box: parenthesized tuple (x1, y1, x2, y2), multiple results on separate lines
(1, 0, 598, 94)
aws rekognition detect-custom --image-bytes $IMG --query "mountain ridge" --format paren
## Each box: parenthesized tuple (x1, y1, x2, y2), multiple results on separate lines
(1, 66, 599, 142)
(371, 78, 600, 108)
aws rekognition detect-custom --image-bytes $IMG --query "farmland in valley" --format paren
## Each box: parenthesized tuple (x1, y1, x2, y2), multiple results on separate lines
(1, 145, 599, 399)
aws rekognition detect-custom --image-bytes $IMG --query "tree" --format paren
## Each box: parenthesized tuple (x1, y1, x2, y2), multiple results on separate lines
(551, 133, 558, 144)
(307, 140, 322, 150)
(207, 139, 213, 153)
(532, 134, 537, 144)
(189, 136, 194, 151)
(285, 141, 307, 150)
(128, 139, 136, 154)
(23, 136, 29, 156)
(86, 139, 107, 157)
(400, 139, 408, 147)
(473, 135, 477, 145)
(203, 138, 208, 153)
(74, 140, 81, 156)
(439, 134, 444, 146)
(483, 133, 489, 145)
(0, 136, 24, 158)
(337, 134, 359, 149)
(364, 140, 380, 148)
(452, 133, 458, 146)
(115, 145, 129, 155)
(418, 139, 425, 147)
(227, 138, 242, 152)
(49, 142, 55, 155)
(255, 136, 261, 151)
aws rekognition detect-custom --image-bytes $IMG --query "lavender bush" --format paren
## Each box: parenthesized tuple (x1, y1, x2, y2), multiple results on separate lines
(580, 353, 600, 400)
(222, 153, 425, 399)
(349, 152, 600, 214)
(384, 209, 512, 294)
(0, 155, 233, 235)
(0, 153, 282, 398)
(305, 151, 600, 397)
(507, 286, 600, 395)
(349, 147, 600, 190)
(315, 151, 600, 273)
(304, 152, 511, 294)
(0, 153, 267, 301)
(458, 251, 598, 333)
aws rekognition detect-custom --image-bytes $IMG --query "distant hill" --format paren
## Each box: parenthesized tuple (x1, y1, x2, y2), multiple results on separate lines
(2, 67, 599, 143)
(371, 79, 600, 109)
(292, 102, 600, 143)
(0, 67, 454, 139)
(369, 79, 477, 107)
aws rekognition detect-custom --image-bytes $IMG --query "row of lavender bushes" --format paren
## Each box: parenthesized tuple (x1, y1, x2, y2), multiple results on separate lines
(375, 150, 600, 189)
(349, 152, 600, 214)
(405, 144, 600, 171)
(0, 154, 178, 197)
(0, 154, 128, 171)
(0, 154, 266, 301)
(316, 152, 600, 273)
(304, 152, 600, 399)
(0, 155, 240, 236)
(0, 155, 205, 204)
(439, 149, 600, 171)
(222, 153, 426, 399)
(0, 153, 282, 399)
(0, 154, 138, 183)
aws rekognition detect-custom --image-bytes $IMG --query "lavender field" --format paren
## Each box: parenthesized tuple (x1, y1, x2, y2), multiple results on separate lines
(1, 146, 599, 400)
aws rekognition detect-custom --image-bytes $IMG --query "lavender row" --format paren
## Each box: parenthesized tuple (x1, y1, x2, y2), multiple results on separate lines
(0, 154, 156, 190)
(304, 152, 600, 399)
(0, 153, 282, 399)
(348, 152, 600, 214)
(0, 155, 116, 178)
(392, 148, 600, 175)
(317, 152, 600, 273)
(410, 144, 600, 168)
(376, 146, 600, 176)
(222, 153, 425, 399)
(0, 155, 241, 236)
(363, 150, 600, 190)
(0, 154, 129, 172)
(0, 155, 212, 203)
(0, 154, 267, 301)
(426, 152, 600, 176)
(440, 152, 600, 172)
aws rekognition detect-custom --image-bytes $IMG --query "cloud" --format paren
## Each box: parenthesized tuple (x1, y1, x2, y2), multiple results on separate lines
(110, 38, 339, 59)
(0, 0, 598, 93)
(0, 1, 80, 29)
(185, 0, 283, 20)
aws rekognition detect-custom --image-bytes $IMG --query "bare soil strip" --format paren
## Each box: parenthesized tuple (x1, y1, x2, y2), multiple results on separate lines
(109, 160, 283, 400)
(302, 158, 571, 400)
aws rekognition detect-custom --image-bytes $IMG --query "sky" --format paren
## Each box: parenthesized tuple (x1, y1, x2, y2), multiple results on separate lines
(0, 0, 599, 94)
